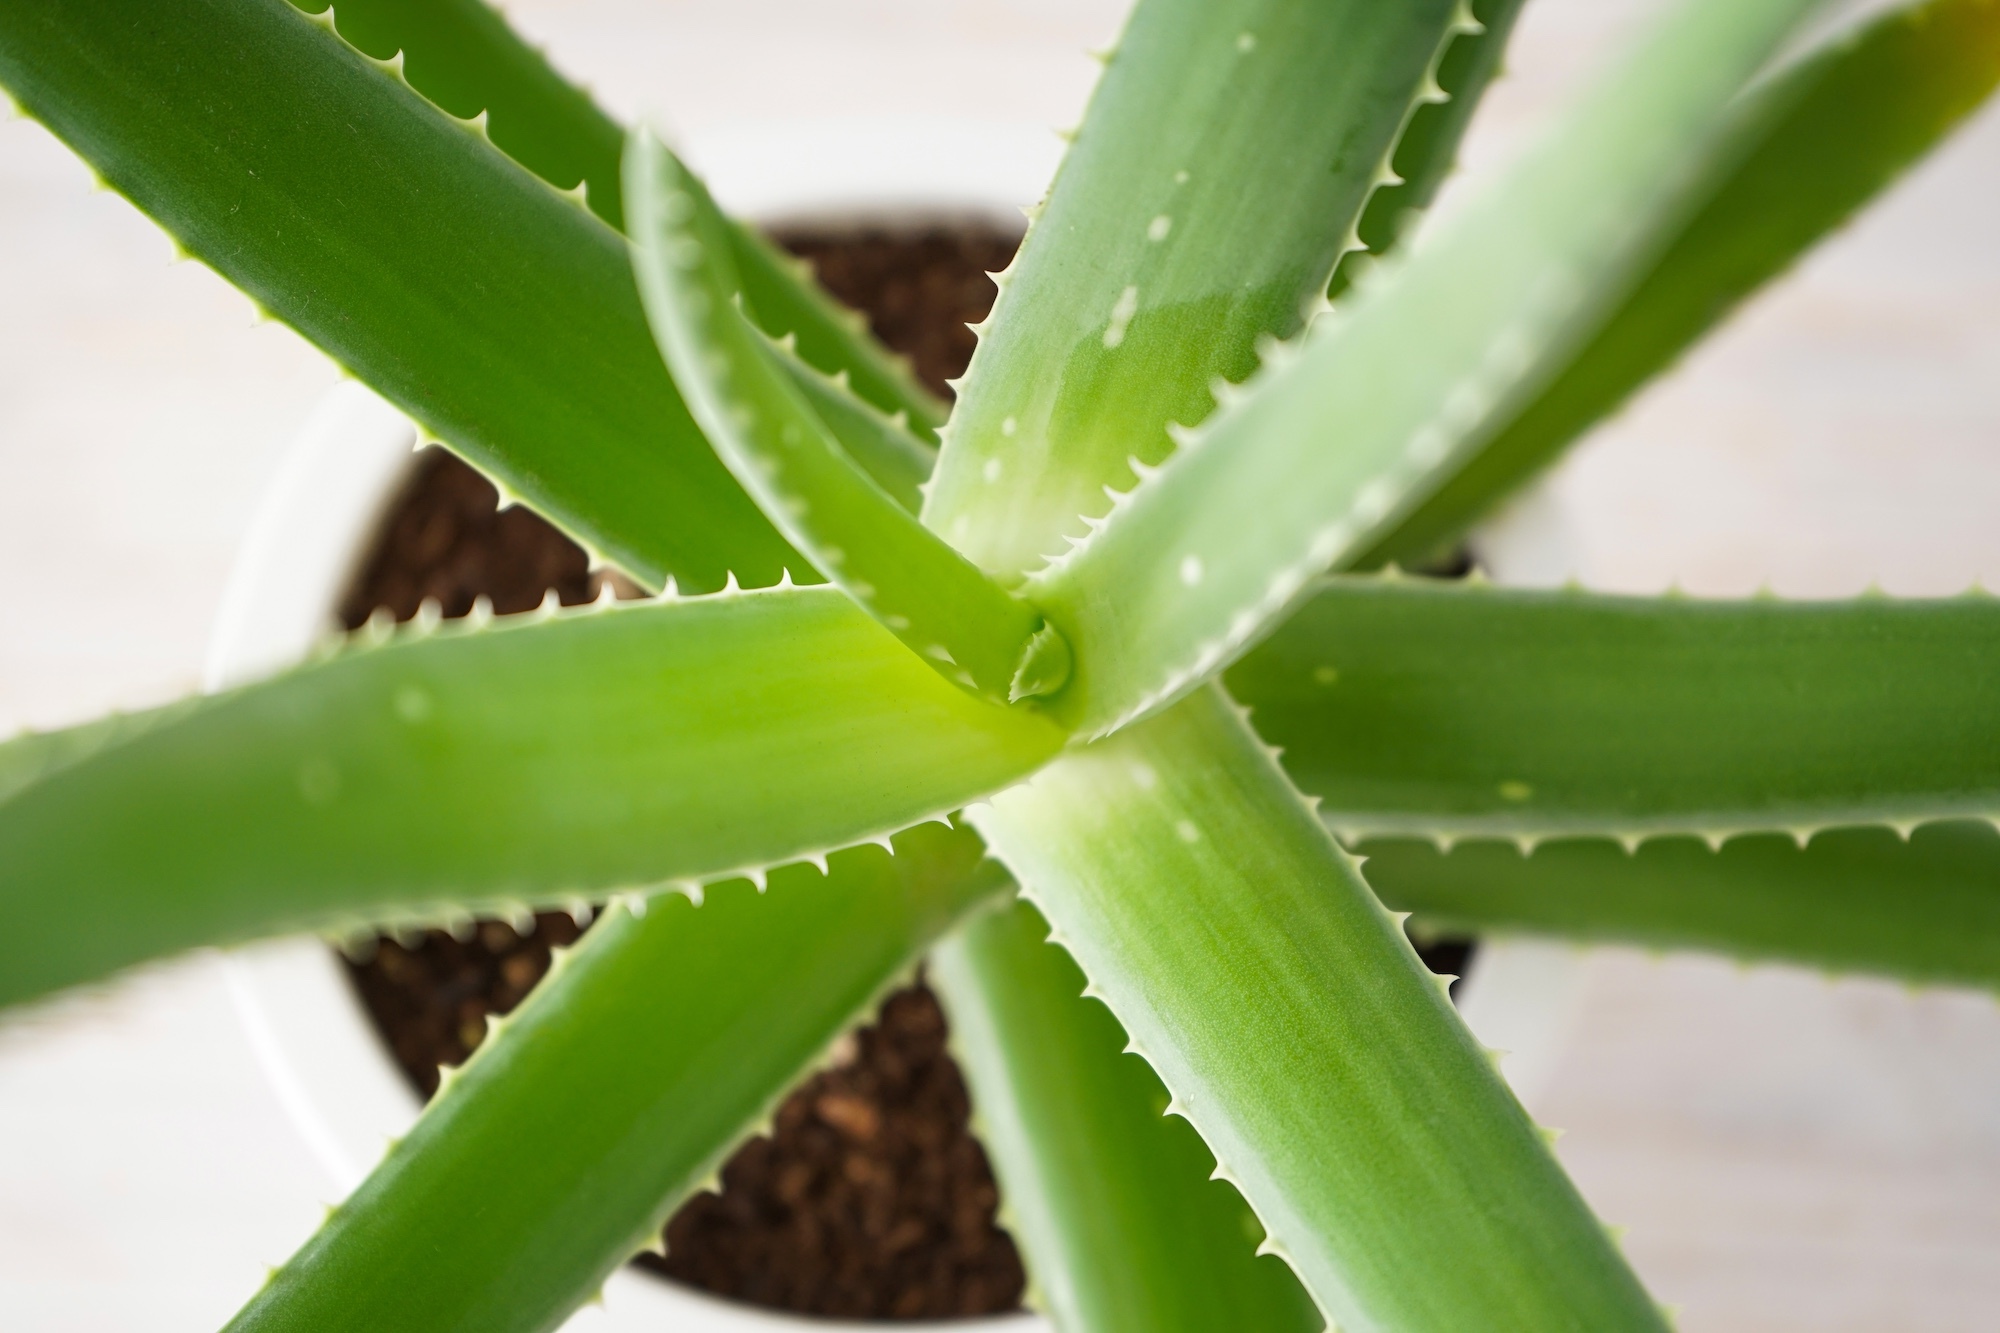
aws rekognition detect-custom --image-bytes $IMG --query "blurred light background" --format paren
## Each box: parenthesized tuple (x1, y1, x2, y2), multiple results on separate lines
(1, 1, 1996, 1328)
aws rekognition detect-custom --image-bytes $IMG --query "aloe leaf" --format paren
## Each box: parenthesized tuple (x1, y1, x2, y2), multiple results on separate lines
(1228, 575, 2000, 844)
(1027, 0, 1830, 738)
(922, 0, 1478, 581)
(0, 700, 207, 809)
(0, 588, 1063, 1009)
(1327, 0, 1531, 300)
(627, 136, 1064, 704)
(780, 350, 937, 514)
(930, 899, 1322, 1332)
(229, 821, 1004, 1333)
(287, 0, 626, 226)
(971, 687, 1662, 1331)
(731, 227, 949, 440)
(290, 0, 946, 434)
(0, 0, 796, 591)
(1363, 820, 2000, 992)
(1359, 0, 2000, 569)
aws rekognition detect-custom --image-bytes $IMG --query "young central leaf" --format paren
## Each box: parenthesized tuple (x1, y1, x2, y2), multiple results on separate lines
(625, 132, 1066, 705)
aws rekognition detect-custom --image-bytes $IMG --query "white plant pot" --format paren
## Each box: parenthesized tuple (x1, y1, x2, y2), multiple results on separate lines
(207, 139, 1582, 1331)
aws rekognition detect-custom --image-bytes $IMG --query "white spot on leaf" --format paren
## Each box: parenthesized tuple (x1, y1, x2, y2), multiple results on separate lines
(1180, 555, 1204, 586)
(1103, 285, 1139, 349)
(1147, 215, 1172, 242)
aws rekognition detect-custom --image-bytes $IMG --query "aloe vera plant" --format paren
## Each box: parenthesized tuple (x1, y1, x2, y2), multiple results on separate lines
(3, 0, 1998, 1327)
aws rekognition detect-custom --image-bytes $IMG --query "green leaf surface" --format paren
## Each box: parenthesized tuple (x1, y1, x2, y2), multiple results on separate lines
(930, 899, 1322, 1333)
(780, 349, 937, 515)
(922, 0, 1476, 581)
(1229, 575, 2000, 843)
(1028, 0, 1829, 738)
(971, 687, 1662, 1332)
(731, 225, 949, 441)
(1326, 0, 1531, 300)
(1363, 821, 2000, 992)
(288, 0, 626, 225)
(0, 0, 796, 592)
(1360, 0, 2000, 569)
(0, 700, 205, 810)
(0, 588, 1063, 1008)
(290, 0, 946, 434)
(229, 821, 1004, 1333)
(627, 137, 1057, 703)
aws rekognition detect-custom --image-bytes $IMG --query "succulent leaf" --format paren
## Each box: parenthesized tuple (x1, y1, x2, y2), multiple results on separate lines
(1326, 0, 1531, 300)
(1364, 820, 2000, 992)
(228, 821, 1004, 1333)
(1231, 574, 2000, 843)
(0, 588, 1064, 1008)
(287, 0, 627, 225)
(970, 687, 1665, 1331)
(778, 348, 937, 515)
(289, 0, 946, 433)
(931, 898, 1323, 1332)
(1025, 0, 1833, 738)
(922, 0, 1476, 582)
(627, 135, 1063, 703)
(731, 224, 950, 441)
(918, 0, 1660, 1317)
(0, 0, 796, 592)
(0, 699, 206, 810)
(1358, 0, 2000, 569)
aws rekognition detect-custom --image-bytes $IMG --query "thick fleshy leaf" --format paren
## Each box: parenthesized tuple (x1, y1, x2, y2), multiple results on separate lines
(1230, 575, 2000, 843)
(229, 821, 1004, 1333)
(1025, 0, 1830, 738)
(0, 0, 791, 591)
(1359, 0, 2000, 568)
(287, 0, 624, 224)
(0, 588, 1063, 1008)
(293, 0, 948, 433)
(917, 0, 1647, 1321)
(0, 701, 203, 809)
(1362, 821, 2000, 992)
(1326, 0, 1531, 299)
(971, 687, 1663, 1331)
(627, 137, 1061, 704)
(731, 227, 950, 442)
(922, 0, 1477, 581)
(780, 350, 937, 514)
(930, 899, 1322, 1332)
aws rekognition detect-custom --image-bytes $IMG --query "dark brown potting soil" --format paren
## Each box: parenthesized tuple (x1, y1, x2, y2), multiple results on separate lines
(338, 223, 1470, 1321)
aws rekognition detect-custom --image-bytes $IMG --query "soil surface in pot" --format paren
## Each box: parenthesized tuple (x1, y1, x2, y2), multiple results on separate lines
(338, 223, 1471, 1320)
